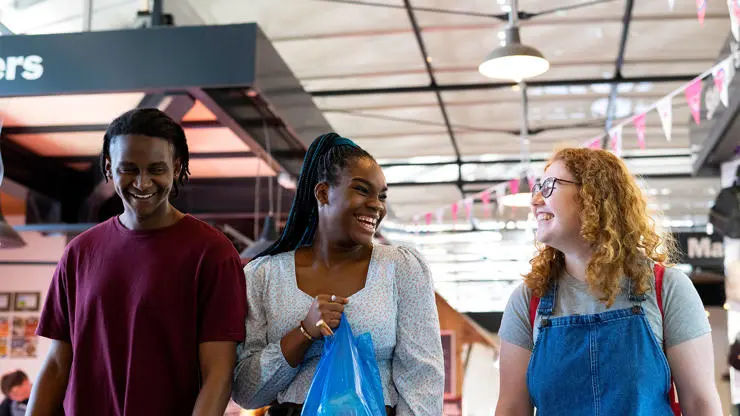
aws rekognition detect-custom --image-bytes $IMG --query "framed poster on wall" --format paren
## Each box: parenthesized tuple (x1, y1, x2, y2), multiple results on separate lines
(0, 293, 11, 312)
(0, 317, 8, 338)
(13, 292, 39, 312)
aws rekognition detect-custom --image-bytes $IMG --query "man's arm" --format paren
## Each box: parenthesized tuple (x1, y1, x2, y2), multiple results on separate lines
(26, 340, 72, 416)
(192, 341, 237, 416)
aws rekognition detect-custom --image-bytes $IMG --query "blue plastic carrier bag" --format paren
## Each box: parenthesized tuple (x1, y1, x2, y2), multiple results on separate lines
(301, 313, 386, 416)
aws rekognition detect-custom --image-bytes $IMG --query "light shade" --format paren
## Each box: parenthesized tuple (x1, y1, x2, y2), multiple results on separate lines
(500, 177, 534, 208)
(479, 27, 549, 82)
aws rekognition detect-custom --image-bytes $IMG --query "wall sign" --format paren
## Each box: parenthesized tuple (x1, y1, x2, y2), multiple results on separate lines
(675, 232, 725, 269)
(0, 55, 43, 81)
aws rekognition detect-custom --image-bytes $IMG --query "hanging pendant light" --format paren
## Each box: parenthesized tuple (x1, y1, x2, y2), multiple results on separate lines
(479, 1, 549, 82)
(479, 27, 549, 82)
(500, 176, 534, 208)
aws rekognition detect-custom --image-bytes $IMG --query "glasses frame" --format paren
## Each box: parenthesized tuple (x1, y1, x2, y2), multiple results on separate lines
(532, 177, 580, 199)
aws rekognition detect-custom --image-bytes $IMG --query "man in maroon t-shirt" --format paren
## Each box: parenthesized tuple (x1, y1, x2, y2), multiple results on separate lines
(27, 108, 247, 416)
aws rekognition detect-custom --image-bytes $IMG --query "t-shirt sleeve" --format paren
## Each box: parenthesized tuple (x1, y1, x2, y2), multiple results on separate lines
(197, 239, 247, 343)
(498, 283, 534, 351)
(36, 246, 72, 343)
(662, 266, 711, 348)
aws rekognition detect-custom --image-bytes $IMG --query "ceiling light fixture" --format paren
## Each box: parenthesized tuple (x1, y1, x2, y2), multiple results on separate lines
(478, 0, 549, 82)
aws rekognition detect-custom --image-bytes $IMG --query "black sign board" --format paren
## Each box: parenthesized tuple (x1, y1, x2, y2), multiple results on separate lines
(0, 24, 258, 97)
(675, 232, 725, 269)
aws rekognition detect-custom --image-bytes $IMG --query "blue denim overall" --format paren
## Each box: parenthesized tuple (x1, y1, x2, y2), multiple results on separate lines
(526, 280, 674, 416)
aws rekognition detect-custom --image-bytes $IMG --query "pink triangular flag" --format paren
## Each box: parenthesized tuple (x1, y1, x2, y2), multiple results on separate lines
(424, 212, 432, 226)
(481, 190, 492, 219)
(508, 178, 520, 194)
(609, 125, 623, 157)
(435, 207, 445, 225)
(588, 137, 601, 150)
(685, 78, 703, 125)
(451, 201, 459, 222)
(657, 97, 673, 142)
(697, 0, 706, 25)
(633, 113, 647, 150)
(713, 58, 734, 107)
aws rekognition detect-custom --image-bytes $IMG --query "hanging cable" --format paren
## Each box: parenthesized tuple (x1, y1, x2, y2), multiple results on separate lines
(263, 118, 274, 216)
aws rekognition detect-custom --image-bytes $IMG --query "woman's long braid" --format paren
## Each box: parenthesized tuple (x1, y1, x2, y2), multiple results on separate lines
(254, 133, 372, 258)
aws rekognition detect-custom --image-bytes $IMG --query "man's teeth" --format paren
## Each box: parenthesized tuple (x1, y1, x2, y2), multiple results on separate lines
(537, 213, 554, 221)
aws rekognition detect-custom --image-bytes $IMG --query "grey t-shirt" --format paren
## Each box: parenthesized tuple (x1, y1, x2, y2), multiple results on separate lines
(499, 266, 711, 350)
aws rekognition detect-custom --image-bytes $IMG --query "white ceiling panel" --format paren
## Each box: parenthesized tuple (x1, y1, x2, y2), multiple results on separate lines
(626, 18, 730, 61)
(356, 133, 456, 159)
(272, 33, 427, 80)
(300, 73, 430, 91)
(313, 92, 439, 111)
(323, 104, 446, 137)
(622, 61, 721, 77)
(190, 0, 409, 40)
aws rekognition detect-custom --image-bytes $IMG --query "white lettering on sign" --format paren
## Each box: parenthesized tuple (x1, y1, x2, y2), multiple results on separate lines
(0, 55, 44, 81)
(687, 237, 724, 259)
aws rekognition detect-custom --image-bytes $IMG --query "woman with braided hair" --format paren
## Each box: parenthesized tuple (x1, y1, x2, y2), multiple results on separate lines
(232, 133, 444, 416)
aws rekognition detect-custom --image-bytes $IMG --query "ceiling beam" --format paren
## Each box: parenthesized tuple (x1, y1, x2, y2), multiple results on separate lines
(388, 172, 692, 188)
(379, 151, 692, 168)
(0, 119, 291, 135)
(602, 0, 635, 147)
(403, 0, 464, 197)
(309, 74, 698, 97)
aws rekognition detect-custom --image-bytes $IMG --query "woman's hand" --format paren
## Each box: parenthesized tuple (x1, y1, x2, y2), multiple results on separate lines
(303, 295, 349, 338)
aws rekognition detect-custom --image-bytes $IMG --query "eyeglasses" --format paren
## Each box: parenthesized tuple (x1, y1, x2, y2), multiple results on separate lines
(531, 177, 580, 199)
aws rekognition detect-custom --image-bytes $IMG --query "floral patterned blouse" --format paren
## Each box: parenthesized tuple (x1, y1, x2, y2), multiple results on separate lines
(232, 244, 444, 415)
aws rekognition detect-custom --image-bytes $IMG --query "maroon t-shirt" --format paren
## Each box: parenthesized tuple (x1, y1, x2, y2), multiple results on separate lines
(37, 215, 247, 416)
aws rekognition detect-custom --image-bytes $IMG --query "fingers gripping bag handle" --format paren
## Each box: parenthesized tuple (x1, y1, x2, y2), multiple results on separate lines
(302, 313, 386, 416)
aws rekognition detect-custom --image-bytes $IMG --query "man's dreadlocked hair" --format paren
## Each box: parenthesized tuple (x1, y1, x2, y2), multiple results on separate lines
(101, 108, 190, 197)
(255, 132, 373, 258)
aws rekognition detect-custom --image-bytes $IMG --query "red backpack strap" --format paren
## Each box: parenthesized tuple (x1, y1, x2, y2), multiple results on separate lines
(654, 263, 665, 319)
(654, 263, 681, 416)
(529, 295, 540, 331)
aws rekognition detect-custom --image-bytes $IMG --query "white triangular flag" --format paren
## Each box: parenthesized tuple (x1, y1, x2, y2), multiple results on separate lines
(669, 0, 675, 10)
(730, 0, 740, 41)
(435, 207, 444, 225)
(657, 97, 673, 142)
(464, 198, 474, 221)
(609, 124, 623, 157)
(713, 58, 735, 107)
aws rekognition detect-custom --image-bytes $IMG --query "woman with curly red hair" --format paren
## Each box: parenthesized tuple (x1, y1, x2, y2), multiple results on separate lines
(495, 148, 721, 416)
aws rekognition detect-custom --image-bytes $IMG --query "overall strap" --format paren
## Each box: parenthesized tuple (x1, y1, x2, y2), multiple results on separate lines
(529, 280, 558, 330)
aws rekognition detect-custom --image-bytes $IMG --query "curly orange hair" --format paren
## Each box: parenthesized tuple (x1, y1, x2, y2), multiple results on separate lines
(523, 148, 676, 306)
